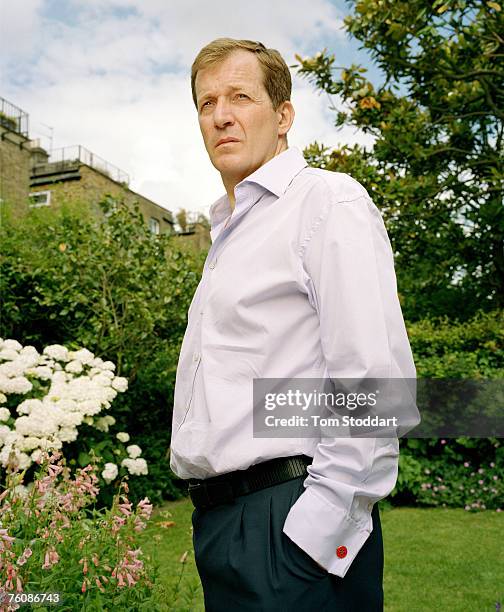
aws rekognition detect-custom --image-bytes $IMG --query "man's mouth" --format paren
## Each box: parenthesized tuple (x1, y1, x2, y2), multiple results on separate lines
(216, 138, 239, 147)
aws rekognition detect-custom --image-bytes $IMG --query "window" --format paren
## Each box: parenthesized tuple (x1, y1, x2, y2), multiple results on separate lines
(149, 217, 160, 234)
(29, 191, 51, 207)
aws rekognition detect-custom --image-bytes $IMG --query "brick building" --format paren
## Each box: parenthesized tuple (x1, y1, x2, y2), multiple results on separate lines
(29, 145, 175, 235)
(0, 96, 176, 235)
(0, 97, 31, 216)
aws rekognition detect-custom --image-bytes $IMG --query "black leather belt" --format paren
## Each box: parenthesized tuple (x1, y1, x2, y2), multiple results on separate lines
(188, 455, 312, 510)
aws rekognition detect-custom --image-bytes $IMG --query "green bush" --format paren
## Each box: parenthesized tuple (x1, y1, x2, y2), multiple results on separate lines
(393, 311, 504, 510)
(0, 198, 206, 505)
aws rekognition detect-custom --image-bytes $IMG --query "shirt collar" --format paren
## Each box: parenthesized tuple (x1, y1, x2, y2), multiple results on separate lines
(208, 146, 307, 229)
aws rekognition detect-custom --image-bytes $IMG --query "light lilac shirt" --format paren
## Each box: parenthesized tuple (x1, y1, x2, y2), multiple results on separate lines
(169, 146, 416, 578)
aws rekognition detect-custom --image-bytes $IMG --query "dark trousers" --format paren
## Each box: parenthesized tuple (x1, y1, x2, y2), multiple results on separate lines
(192, 475, 384, 611)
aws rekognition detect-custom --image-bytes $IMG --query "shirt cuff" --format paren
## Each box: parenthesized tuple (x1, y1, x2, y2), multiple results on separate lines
(282, 484, 373, 578)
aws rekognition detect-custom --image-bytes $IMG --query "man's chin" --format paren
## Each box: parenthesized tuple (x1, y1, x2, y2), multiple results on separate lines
(212, 154, 246, 175)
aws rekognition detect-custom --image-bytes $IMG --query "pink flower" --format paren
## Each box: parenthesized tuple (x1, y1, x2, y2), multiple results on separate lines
(464, 462, 470, 467)
(42, 552, 50, 570)
(137, 497, 153, 520)
(0, 529, 15, 544)
(496, 508, 502, 512)
(118, 501, 132, 517)
(441, 439, 446, 444)
(478, 480, 484, 485)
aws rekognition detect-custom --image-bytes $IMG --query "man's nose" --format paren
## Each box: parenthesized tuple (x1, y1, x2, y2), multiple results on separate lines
(213, 98, 235, 128)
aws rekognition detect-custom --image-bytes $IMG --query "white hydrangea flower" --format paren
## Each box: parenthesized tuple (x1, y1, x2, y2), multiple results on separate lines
(116, 432, 130, 443)
(43, 344, 70, 362)
(121, 457, 148, 476)
(50, 371, 68, 386)
(112, 377, 128, 392)
(126, 444, 142, 459)
(43, 344, 69, 361)
(78, 399, 102, 416)
(93, 373, 114, 386)
(16, 398, 44, 415)
(91, 357, 104, 368)
(2, 340, 22, 352)
(0, 392, 6, 404)
(57, 411, 83, 428)
(0, 424, 11, 444)
(58, 427, 78, 442)
(102, 462, 118, 484)
(53, 398, 78, 412)
(65, 360, 83, 374)
(15, 412, 59, 437)
(0, 408, 10, 422)
(101, 361, 116, 371)
(94, 415, 116, 432)
(0, 349, 20, 361)
(0, 376, 32, 395)
(19, 346, 39, 357)
(16, 451, 32, 470)
(69, 348, 95, 365)
(25, 366, 53, 380)
(15, 436, 43, 452)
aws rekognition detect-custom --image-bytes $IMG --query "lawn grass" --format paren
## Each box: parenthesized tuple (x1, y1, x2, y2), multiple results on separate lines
(139, 499, 503, 611)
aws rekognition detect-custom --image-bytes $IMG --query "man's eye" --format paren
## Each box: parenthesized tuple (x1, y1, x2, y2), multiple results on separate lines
(201, 101, 212, 110)
(236, 93, 248, 100)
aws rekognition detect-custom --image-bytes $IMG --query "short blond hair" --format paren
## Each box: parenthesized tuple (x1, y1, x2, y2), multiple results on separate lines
(191, 38, 292, 110)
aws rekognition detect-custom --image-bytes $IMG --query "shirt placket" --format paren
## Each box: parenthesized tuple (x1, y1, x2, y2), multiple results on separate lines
(178, 188, 257, 428)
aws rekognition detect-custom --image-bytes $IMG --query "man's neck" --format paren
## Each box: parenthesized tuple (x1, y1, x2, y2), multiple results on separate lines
(222, 141, 288, 211)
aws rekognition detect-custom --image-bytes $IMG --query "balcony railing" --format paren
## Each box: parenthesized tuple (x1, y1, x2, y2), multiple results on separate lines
(0, 96, 29, 137)
(47, 146, 130, 185)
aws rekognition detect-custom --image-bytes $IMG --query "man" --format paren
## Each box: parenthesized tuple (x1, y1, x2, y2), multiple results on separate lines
(169, 38, 416, 611)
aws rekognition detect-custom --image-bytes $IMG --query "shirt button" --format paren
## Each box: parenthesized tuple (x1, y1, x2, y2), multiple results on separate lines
(336, 546, 347, 559)
(209, 261, 216, 270)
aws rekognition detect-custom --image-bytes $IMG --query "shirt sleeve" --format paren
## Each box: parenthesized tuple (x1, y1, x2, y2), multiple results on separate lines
(282, 182, 417, 578)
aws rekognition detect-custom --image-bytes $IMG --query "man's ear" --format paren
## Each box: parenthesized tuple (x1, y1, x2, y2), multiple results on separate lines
(277, 101, 295, 136)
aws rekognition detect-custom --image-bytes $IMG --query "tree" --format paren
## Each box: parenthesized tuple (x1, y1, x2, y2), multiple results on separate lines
(295, 0, 503, 321)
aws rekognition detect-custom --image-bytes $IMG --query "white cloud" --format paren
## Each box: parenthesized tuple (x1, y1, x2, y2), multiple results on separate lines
(1, 0, 372, 217)
(0, 0, 44, 63)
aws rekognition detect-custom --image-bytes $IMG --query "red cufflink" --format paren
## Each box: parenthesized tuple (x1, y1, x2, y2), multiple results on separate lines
(336, 545, 347, 559)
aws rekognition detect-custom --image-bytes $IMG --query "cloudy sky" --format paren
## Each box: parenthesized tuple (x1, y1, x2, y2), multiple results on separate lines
(0, 0, 378, 217)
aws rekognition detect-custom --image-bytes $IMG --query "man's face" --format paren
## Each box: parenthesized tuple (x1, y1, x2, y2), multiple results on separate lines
(194, 50, 286, 185)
